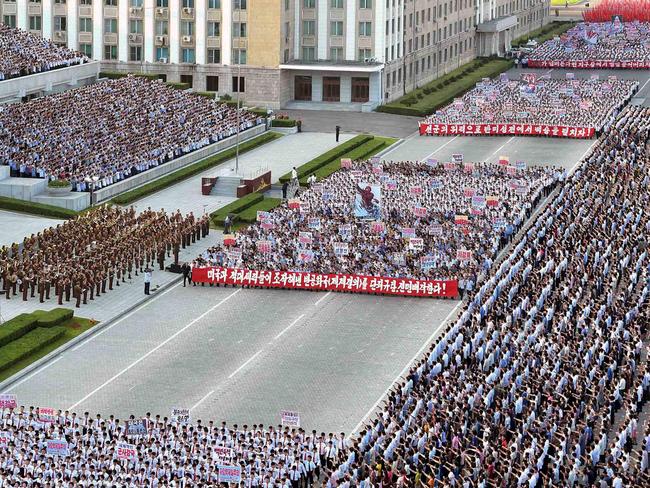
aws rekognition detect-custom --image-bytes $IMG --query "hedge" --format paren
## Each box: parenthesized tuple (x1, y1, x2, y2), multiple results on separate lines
(0, 308, 73, 349)
(0, 196, 78, 219)
(279, 135, 373, 183)
(271, 119, 297, 128)
(111, 132, 281, 205)
(211, 192, 264, 226)
(511, 21, 576, 47)
(0, 326, 66, 372)
(237, 198, 283, 223)
(99, 71, 159, 81)
(31, 308, 74, 328)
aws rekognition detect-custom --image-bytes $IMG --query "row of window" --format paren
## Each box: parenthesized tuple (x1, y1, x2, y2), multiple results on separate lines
(302, 20, 372, 37)
(2, 0, 229, 8)
(301, 46, 372, 62)
(301, 0, 372, 7)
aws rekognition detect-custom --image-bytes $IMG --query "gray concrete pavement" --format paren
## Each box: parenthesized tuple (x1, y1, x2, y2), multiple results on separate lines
(0, 210, 64, 248)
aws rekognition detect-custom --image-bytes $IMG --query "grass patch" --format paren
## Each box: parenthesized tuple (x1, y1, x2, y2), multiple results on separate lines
(377, 57, 513, 117)
(238, 198, 283, 223)
(0, 196, 78, 219)
(111, 132, 281, 205)
(512, 21, 577, 47)
(211, 192, 264, 227)
(271, 119, 298, 128)
(0, 310, 97, 381)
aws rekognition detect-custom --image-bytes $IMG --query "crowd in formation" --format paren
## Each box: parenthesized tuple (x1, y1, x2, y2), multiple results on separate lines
(422, 77, 637, 130)
(194, 160, 559, 288)
(0, 205, 209, 307)
(528, 21, 650, 64)
(0, 76, 263, 190)
(0, 24, 87, 81)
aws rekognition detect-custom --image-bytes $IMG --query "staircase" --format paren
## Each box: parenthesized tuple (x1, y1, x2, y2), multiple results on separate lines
(211, 176, 242, 197)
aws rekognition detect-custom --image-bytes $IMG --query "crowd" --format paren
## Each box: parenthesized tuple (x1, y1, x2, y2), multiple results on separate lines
(325, 105, 650, 487)
(0, 76, 263, 190)
(194, 160, 560, 288)
(0, 205, 209, 307)
(421, 77, 637, 131)
(0, 24, 88, 81)
(528, 21, 650, 65)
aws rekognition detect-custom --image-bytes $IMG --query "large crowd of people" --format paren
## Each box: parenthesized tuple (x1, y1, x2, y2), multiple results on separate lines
(528, 21, 650, 65)
(421, 76, 637, 131)
(0, 23, 87, 81)
(0, 76, 263, 191)
(194, 159, 560, 288)
(0, 205, 209, 307)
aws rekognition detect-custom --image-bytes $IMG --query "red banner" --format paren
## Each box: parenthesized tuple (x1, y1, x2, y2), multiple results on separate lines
(191, 267, 458, 298)
(419, 122, 595, 139)
(527, 59, 650, 69)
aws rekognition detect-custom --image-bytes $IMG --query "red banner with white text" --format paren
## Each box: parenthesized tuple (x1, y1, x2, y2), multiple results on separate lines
(527, 59, 650, 70)
(419, 122, 595, 139)
(191, 267, 458, 298)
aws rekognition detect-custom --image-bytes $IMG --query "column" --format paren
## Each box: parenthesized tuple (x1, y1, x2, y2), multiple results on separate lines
(67, 0, 78, 51)
(195, 0, 206, 64)
(118, 0, 128, 61)
(369, 71, 381, 103)
(93, 0, 103, 60)
(17, 0, 27, 30)
(222, 0, 232, 65)
(42, 0, 53, 39)
(340, 74, 351, 103)
(344, 0, 355, 60)
(374, 0, 385, 62)
(317, 0, 327, 60)
(294, 0, 300, 59)
(144, 0, 155, 62)
(170, 0, 180, 63)
(312, 74, 323, 101)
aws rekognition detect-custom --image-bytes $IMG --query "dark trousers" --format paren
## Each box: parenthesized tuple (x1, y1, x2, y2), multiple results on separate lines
(183, 274, 190, 287)
(144, 282, 151, 295)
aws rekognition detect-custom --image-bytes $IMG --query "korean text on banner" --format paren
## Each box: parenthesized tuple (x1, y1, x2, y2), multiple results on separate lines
(0, 432, 10, 448)
(218, 465, 242, 483)
(126, 419, 148, 436)
(171, 408, 190, 424)
(46, 439, 69, 456)
(117, 442, 138, 461)
(0, 394, 17, 409)
(281, 410, 301, 427)
(38, 407, 56, 423)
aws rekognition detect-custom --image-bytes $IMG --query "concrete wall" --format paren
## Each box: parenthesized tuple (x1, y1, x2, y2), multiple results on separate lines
(248, 0, 282, 68)
(93, 124, 267, 203)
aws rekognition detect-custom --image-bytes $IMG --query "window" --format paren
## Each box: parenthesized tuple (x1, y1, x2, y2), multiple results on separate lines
(208, 22, 220, 37)
(302, 47, 315, 60)
(130, 20, 143, 34)
(54, 16, 67, 31)
(105, 0, 117, 5)
(232, 49, 247, 64)
(79, 18, 92, 32)
(156, 47, 169, 61)
(285, 0, 290, 9)
(181, 21, 194, 36)
(180, 75, 193, 86)
(104, 45, 118, 60)
(207, 76, 219, 91)
(331, 0, 343, 7)
(360, 0, 371, 7)
(182, 0, 194, 7)
(29, 0, 41, 3)
(130, 0, 143, 6)
(3, 15, 16, 28)
(208, 0, 220, 7)
(182, 48, 195, 63)
(232, 76, 245, 92)
(359, 21, 372, 36)
(156, 0, 168, 7)
(29, 16, 41, 30)
(233, 0, 246, 9)
(54, 0, 66, 4)
(330, 47, 343, 61)
(331, 21, 343, 36)
(156, 21, 168, 35)
(207, 48, 221, 63)
(303, 20, 315, 36)
(304, 0, 315, 7)
(80, 0, 92, 4)
(233, 22, 247, 38)
(130, 46, 143, 61)
(358, 48, 371, 61)
(104, 19, 117, 33)
(157, 74, 167, 81)
(79, 44, 92, 56)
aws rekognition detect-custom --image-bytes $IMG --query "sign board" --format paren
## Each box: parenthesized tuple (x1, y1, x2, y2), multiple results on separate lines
(171, 408, 190, 425)
(126, 419, 148, 436)
(280, 410, 301, 427)
(218, 465, 242, 484)
(117, 442, 138, 461)
(340, 158, 352, 169)
(46, 439, 69, 457)
(457, 249, 473, 261)
(0, 394, 17, 410)
(38, 407, 56, 423)
(451, 153, 464, 164)
(0, 431, 10, 448)
(214, 446, 235, 459)
(409, 238, 424, 251)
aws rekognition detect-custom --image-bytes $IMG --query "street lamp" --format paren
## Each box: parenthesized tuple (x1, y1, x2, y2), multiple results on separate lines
(224, 62, 242, 175)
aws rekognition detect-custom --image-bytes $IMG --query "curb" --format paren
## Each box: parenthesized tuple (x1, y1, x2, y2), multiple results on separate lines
(376, 137, 407, 159)
(0, 274, 183, 393)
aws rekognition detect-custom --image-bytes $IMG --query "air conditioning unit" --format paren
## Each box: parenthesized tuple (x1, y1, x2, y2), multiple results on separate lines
(156, 8, 166, 15)
(182, 35, 192, 43)
(182, 7, 194, 14)
(129, 7, 142, 14)
(129, 34, 138, 42)
(159, 57, 168, 63)
(155, 35, 166, 45)
(55, 31, 64, 38)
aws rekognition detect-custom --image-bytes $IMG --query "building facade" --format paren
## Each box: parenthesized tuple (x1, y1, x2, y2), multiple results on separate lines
(1, 0, 549, 110)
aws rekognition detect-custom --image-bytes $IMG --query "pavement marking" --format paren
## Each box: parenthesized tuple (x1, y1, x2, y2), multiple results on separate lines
(191, 390, 215, 410)
(71, 281, 182, 352)
(639, 77, 650, 94)
(274, 314, 305, 340)
(490, 136, 515, 157)
(314, 292, 331, 306)
(68, 288, 242, 410)
(228, 349, 263, 379)
(128, 385, 137, 391)
(349, 301, 463, 437)
(6, 356, 63, 393)
(419, 135, 460, 162)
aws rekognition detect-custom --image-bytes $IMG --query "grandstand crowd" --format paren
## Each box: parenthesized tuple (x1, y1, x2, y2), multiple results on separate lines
(528, 21, 650, 64)
(0, 76, 263, 191)
(422, 77, 637, 131)
(0, 205, 209, 307)
(193, 160, 560, 288)
(0, 24, 87, 81)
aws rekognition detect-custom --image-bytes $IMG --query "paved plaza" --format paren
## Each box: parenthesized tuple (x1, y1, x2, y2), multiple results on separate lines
(0, 210, 63, 248)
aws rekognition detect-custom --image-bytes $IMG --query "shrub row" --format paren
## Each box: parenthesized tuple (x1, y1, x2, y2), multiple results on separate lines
(0, 308, 73, 348)
(237, 198, 283, 223)
(270, 119, 297, 128)
(279, 135, 373, 183)
(112, 132, 280, 205)
(211, 192, 264, 227)
(0, 326, 66, 372)
(99, 72, 160, 81)
(511, 21, 576, 47)
(0, 196, 78, 219)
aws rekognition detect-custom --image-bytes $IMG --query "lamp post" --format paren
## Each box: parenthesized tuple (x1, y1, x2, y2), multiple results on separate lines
(235, 61, 241, 175)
